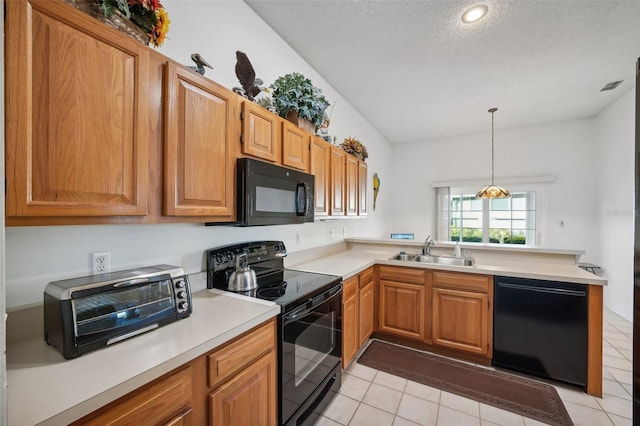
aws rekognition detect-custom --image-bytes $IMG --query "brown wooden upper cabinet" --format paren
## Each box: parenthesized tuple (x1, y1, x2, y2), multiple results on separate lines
(5, 0, 150, 219)
(345, 154, 359, 216)
(330, 147, 347, 216)
(281, 121, 310, 172)
(163, 63, 237, 219)
(240, 101, 280, 163)
(310, 137, 332, 217)
(358, 160, 368, 216)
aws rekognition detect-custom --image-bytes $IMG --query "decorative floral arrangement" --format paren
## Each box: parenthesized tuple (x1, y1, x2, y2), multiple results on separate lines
(102, 0, 170, 47)
(341, 137, 368, 161)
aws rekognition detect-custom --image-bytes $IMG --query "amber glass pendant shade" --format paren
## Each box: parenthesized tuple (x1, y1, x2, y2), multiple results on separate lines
(477, 108, 510, 199)
(476, 184, 511, 199)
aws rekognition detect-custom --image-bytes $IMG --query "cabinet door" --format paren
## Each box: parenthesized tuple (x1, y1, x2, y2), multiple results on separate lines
(432, 287, 489, 356)
(241, 101, 279, 162)
(330, 147, 346, 216)
(431, 271, 492, 357)
(310, 137, 331, 217)
(358, 269, 375, 346)
(358, 160, 368, 216)
(164, 63, 236, 218)
(379, 280, 425, 341)
(342, 275, 359, 368)
(345, 154, 358, 216)
(209, 351, 277, 426)
(282, 121, 309, 171)
(6, 0, 149, 217)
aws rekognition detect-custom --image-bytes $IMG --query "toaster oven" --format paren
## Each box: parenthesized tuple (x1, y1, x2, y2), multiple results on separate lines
(44, 264, 192, 359)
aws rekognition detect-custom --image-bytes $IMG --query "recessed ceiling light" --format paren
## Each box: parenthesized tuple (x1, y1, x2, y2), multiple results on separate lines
(462, 4, 488, 23)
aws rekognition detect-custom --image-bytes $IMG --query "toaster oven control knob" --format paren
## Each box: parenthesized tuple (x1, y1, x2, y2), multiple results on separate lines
(174, 279, 186, 289)
(178, 301, 189, 312)
(176, 290, 187, 300)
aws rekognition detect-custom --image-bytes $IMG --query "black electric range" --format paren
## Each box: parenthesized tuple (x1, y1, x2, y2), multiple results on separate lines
(206, 241, 341, 312)
(206, 241, 343, 426)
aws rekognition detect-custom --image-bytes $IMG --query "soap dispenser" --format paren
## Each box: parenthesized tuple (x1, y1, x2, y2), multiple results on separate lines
(453, 242, 462, 258)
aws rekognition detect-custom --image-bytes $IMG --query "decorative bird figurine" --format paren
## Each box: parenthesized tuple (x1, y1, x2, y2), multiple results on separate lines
(235, 51, 261, 101)
(373, 173, 380, 211)
(253, 79, 276, 112)
(188, 53, 213, 75)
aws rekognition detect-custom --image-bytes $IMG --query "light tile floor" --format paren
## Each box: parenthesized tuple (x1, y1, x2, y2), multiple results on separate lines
(317, 309, 633, 426)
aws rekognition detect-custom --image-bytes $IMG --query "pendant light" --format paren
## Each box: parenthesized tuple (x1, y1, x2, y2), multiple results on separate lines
(476, 108, 511, 198)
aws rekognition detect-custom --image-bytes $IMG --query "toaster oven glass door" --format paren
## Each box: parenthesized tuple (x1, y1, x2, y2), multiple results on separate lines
(72, 278, 175, 337)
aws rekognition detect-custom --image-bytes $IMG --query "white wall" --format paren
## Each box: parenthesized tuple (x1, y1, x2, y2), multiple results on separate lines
(386, 119, 600, 262)
(595, 87, 635, 322)
(5, 0, 392, 310)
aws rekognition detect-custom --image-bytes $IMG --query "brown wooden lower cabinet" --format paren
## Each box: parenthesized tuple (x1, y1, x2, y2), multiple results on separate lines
(74, 367, 193, 426)
(431, 271, 492, 358)
(342, 274, 360, 368)
(209, 351, 276, 425)
(358, 269, 375, 347)
(73, 319, 277, 426)
(377, 266, 426, 342)
(342, 267, 376, 368)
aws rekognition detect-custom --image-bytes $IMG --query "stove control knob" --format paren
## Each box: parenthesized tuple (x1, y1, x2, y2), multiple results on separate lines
(215, 254, 224, 264)
(178, 301, 189, 312)
(225, 252, 233, 261)
(176, 290, 187, 300)
(174, 278, 186, 289)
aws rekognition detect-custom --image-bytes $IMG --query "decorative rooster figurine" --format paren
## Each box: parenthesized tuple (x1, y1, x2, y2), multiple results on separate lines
(373, 173, 380, 211)
(189, 53, 213, 75)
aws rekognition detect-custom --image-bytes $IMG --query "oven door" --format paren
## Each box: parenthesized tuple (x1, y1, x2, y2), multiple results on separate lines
(281, 285, 342, 425)
(238, 158, 314, 226)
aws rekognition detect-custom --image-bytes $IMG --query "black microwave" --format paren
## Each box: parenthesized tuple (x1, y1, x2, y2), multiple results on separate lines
(235, 158, 314, 226)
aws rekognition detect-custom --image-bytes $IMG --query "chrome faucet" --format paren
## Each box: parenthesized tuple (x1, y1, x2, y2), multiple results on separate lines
(423, 235, 435, 255)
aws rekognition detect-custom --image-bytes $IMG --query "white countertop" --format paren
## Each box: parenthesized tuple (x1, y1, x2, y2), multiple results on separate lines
(6, 290, 280, 426)
(288, 243, 606, 286)
(345, 237, 586, 257)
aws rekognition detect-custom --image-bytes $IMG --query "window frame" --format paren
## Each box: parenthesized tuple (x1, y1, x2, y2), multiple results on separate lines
(438, 183, 546, 246)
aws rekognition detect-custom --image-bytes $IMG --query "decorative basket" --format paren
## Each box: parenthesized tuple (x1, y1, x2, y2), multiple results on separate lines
(62, 0, 151, 46)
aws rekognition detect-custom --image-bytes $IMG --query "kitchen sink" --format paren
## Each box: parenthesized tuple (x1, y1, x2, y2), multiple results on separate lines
(389, 252, 474, 267)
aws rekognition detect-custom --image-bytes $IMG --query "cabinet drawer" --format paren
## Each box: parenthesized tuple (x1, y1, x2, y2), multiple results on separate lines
(359, 267, 374, 288)
(80, 367, 192, 425)
(432, 271, 491, 293)
(343, 275, 359, 300)
(208, 320, 275, 388)
(379, 266, 426, 285)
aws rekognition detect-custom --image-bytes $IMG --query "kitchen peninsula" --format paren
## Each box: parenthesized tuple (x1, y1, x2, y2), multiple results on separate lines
(286, 237, 606, 397)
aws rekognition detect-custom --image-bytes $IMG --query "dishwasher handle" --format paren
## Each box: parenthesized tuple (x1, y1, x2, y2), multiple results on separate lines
(497, 281, 586, 297)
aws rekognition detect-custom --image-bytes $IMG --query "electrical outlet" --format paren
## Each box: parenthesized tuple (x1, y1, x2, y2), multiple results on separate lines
(330, 229, 334, 239)
(296, 232, 302, 245)
(91, 252, 111, 274)
(343, 227, 347, 237)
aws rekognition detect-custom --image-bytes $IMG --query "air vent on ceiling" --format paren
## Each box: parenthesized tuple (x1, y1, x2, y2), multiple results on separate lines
(600, 80, 624, 92)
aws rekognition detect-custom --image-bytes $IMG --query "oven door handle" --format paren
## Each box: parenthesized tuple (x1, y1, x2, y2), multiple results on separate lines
(283, 286, 342, 325)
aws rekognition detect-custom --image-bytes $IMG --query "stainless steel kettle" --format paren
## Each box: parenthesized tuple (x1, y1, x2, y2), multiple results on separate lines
(227, 253, 257, 292)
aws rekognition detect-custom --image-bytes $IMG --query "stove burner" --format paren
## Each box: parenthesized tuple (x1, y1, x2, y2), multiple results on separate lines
(257, 282, 287, 301)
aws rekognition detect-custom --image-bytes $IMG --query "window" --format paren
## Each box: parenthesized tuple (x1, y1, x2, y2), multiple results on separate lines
(435, 186, 542, 245)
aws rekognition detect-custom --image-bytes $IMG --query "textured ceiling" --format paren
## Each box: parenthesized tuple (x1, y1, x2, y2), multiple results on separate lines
(244, 0, 640, 144)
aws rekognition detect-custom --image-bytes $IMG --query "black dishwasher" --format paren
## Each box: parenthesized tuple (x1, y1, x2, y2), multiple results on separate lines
(493, 276, 588, 387)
